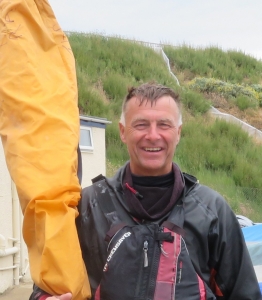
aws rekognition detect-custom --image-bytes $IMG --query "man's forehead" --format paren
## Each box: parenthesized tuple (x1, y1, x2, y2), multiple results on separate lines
(127, 96, 178, 111)
(132, 116, 173, 122)
(126, 95, 176, 109)
(132, 95, 174, 104)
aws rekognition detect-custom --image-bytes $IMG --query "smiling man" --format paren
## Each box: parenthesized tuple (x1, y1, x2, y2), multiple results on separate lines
(119, 85, 182, 176)
(32, 83, 261, 300)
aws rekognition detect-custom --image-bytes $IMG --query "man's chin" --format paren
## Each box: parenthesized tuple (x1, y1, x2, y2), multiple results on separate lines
(138, 162, 169, 176)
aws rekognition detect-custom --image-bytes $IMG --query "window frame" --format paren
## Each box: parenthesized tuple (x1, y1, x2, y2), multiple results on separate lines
(79, 126, 94, 151)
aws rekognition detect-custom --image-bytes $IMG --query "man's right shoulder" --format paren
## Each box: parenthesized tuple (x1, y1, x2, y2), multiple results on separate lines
(81, 176, 109, 203)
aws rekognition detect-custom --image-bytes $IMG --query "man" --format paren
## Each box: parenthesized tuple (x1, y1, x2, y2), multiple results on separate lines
(31, 83, 261, 299)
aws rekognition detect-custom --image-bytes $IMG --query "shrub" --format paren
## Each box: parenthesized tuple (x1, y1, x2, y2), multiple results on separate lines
(188, 77, 259, 109)
(250, 85, 262, 107)
(232, 160, 262, 189)
(102, 73, 130, 101)
(203, 138, 236, 172)
(180, 89, 211, 115)
(77, 72, 108, 116)
(235, 95, 256, 111)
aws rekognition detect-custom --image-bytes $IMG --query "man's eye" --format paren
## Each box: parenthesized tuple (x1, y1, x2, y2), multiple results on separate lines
(159, 123, 170, 129)
(135, 123, 147, 129)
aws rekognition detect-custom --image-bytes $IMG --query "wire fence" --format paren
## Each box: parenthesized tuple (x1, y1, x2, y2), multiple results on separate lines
(206, 184, 262, 222)
(212, 185, 262, 204)
(239, 187, 262, 203)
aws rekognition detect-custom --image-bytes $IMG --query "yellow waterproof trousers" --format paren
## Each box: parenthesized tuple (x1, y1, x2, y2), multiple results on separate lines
(0, 0, 90, 298)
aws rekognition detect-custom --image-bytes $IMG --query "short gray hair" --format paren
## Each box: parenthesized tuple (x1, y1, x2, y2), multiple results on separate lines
(120, 82, 182, 125)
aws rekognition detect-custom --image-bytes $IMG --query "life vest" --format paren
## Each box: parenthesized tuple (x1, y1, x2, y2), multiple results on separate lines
(92, 179, 216, 300)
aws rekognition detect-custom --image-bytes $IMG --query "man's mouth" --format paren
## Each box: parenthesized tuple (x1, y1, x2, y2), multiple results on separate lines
(144, 147, 161, 152)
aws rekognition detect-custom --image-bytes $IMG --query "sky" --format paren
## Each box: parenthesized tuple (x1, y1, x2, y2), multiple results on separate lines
(49, 0, 262, 60)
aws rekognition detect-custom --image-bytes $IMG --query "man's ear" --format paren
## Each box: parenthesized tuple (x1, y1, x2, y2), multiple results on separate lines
(119, 122, 126, 143)
(176, 125, 182, 145)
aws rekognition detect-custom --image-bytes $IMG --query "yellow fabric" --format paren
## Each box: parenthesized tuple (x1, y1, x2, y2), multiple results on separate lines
(0, 0, 90, 298)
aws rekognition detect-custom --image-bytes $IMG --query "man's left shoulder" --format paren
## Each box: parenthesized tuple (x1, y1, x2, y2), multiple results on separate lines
(185, 180, 231, 215)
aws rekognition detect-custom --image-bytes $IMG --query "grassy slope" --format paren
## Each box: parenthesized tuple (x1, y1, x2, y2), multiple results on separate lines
(68, 33, 262, 221)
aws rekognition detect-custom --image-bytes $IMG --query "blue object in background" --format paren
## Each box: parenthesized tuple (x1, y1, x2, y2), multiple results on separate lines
(242, 224, 262, 242)
(242, 224, 262, 295)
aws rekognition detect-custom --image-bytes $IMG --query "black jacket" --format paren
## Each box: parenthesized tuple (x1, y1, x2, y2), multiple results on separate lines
(77, 163, 261, 300)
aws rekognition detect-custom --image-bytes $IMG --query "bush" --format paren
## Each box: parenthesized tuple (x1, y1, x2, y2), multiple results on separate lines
(209, 120, 250, 150)
(188, 77, 259, 110)
(235, 95, 256, 111)
(232, 160, 262, 188)
(102, 73, 129, 101)
(204, 139, 236, 172)
(250, 85, 262, 107)
(77, 71, 108, 116)
(180, 89, 211, 115)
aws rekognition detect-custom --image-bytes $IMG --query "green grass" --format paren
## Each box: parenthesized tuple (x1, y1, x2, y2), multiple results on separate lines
(163, 44, 262, 84)
(68, 33, 262, 222)
(178, 116, 262, 184)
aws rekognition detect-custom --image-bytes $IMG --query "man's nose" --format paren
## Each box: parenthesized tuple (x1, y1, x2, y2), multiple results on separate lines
(145, 125, 160, 140)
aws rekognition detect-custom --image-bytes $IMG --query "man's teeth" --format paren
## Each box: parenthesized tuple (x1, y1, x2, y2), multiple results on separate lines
(144, 148, 161, 152)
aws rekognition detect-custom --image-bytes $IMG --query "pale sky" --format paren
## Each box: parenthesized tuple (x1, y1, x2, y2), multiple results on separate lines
(49, 0, 262, 60)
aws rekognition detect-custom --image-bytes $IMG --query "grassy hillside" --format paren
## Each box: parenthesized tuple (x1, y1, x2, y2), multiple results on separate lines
(68, 33, 262, 221)
(164, 45, 262, 130)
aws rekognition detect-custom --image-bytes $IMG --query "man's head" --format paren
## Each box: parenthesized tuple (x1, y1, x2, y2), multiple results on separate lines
(120, 83, 182, 126)
(119, 83, 182, 176)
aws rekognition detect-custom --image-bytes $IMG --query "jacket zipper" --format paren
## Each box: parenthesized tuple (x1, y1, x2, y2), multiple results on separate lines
(147, 227, 162, 299)
(143, 240, 149, 267)
(134, 238, 150, 297)
(159, 227, 168, 257)
(177, 260, 182, 283)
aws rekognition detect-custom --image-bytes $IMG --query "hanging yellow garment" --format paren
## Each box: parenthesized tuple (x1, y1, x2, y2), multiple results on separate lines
(0, 0, 90, 298)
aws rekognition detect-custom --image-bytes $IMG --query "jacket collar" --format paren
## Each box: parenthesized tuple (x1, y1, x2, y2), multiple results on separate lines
(106, 161, 198, 197)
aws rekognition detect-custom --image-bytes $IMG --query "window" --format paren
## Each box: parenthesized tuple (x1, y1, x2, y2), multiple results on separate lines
(79, 127, 94, 151)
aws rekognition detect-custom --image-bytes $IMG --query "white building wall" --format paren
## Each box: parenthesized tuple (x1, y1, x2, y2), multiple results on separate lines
(0, 141, 14, 293)
(12, 185, 31, 283)
(81, 126, 106, 187)
(0, 142, 33, 295)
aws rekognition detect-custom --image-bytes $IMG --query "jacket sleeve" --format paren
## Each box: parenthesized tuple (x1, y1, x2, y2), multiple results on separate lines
(0, 0, 90, 299)
(29, 284, 51, 300)
(76, 185, 110, 296)
(208, 199, 261, 300)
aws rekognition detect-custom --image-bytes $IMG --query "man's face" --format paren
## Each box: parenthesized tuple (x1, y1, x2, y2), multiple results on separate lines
(119, 96, 182, 176)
